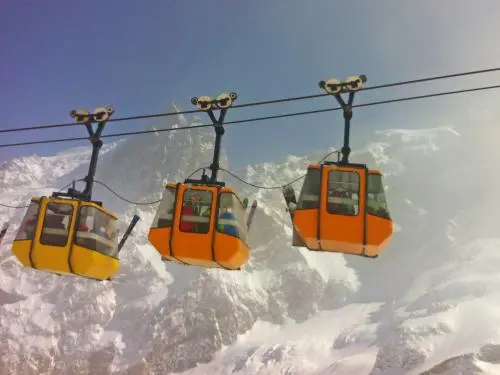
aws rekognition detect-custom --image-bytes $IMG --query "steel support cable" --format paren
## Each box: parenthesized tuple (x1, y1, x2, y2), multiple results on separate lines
(1, 83, 499, 149)
(1, 67, 499, 134)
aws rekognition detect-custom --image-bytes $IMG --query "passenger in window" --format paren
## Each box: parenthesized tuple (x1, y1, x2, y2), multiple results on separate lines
(217, 198, 239, 237)
(92, 215, 112, 239)
(180, 198, 196, 232)
(93, 218, 106, 238)
(191, 203, 211, 233)
(78, 220, 90, 232)
(328, 188, 355, 214)
(75, 221, 90, 249)
(190, 194, 202, 215)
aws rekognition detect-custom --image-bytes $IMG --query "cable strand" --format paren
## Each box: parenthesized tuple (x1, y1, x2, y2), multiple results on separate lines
(94, 180, 162, 205)
(219, 150, 339, 190)
(1, 83, 498, 149)
(0, 179, 84, 209)
(93, 167, 208, 205)
(1, 67, 499, 135)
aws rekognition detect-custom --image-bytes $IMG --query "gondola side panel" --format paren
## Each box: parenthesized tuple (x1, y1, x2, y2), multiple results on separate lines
(213, 191, 250, 269)
(365, 215, 393, 256)
(12, 199, 41, 268)
(148, 185, 177, 259)
(72, 245, 120, 279)
(292, 166, 321, 250)
(70, 204, 121, 279)
(31, 198, 77, 274)
(293, 210, 319, 250)
(365, 172, 393, 256)
(214, 234, 250, 269)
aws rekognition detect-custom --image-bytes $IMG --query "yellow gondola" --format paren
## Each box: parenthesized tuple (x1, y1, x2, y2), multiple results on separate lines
(148, 92, 257, 270)
(283, 75, 393, 257)
(11, 107, 139, 281)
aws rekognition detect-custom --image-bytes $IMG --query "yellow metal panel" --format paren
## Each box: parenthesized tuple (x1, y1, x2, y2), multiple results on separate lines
(32, 243, 73, 273)
(11, 240, 32, 267)
(71, 245, 119, 280)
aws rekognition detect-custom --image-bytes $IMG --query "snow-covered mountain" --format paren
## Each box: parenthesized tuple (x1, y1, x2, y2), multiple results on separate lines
(1, 105, 500, 375)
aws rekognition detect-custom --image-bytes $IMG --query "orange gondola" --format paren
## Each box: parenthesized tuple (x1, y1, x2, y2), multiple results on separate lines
(148, 92, 257, 270)
(283, 75, 393, 257)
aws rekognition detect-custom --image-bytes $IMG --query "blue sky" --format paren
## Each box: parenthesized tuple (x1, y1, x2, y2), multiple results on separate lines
(2, 0, 500, 169)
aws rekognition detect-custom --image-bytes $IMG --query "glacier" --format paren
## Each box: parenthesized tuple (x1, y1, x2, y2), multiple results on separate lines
(1, 105, 500, 374)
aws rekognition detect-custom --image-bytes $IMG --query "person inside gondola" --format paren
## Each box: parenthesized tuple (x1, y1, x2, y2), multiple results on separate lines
(217, 196, 239, 237)
(191, 192, 209, 233)
(92, 215, 108, 238)
(328, 187, 355, 215)
(190, 194, 202, 215)
(187, 192, 211, 233)
(78, 221, 90, 232)
(179, 193, 197, 232)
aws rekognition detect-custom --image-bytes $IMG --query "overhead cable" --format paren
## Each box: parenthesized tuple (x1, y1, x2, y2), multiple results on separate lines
(1, 83, 499, 149)
(1, 67, 499, 135)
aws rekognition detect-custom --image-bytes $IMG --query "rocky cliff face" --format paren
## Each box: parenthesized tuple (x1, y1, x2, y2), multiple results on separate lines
(2, 109, 500, 374)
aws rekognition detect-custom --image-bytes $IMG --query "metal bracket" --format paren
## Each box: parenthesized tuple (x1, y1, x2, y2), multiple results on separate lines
(189, 92, 237, 183)
(52, 106, 114, 201)
(319, 75, 367, 164)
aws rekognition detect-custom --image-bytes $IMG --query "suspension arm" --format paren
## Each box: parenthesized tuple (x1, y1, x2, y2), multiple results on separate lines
(319, 75, 367, 164)
(191, 92, 237, 183)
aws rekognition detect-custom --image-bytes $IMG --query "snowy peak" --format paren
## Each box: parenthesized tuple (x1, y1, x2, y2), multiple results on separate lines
(1, 116, 500, 375)
(0, 140, 122, 190)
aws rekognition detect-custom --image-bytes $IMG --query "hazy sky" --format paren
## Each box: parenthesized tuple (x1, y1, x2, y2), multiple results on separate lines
(2, 0, 500, 168)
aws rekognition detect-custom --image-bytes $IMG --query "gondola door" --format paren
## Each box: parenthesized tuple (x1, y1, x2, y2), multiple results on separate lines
(318, 165, 367, 255)
(31, 197, 79, 274)
(169, 184, 218, 266)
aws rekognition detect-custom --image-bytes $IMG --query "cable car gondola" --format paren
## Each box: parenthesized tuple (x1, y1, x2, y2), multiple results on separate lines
(11, 107, 140, 281)
(148, 92, 257, 270)
(283, 75, 393, 257)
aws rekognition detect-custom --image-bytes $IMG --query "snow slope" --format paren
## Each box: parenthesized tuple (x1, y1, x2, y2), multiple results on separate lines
(1, 106, 500, 375)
